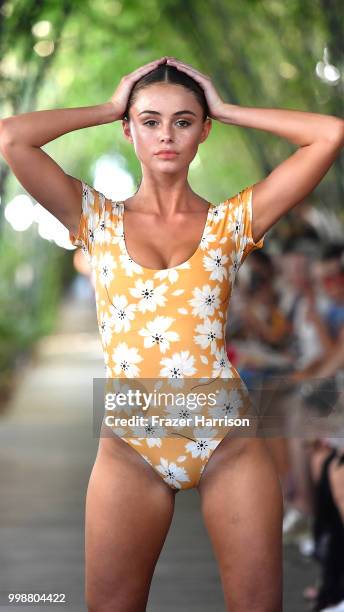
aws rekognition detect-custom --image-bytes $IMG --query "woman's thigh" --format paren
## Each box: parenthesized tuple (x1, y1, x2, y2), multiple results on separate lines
(85, 435, 177, 611)
(197, 437, 283, 612)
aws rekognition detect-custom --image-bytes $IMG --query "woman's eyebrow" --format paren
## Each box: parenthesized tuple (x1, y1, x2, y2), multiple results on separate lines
(138, 110, 197, 117)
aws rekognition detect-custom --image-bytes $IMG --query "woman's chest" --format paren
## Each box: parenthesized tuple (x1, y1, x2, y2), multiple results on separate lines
(122, 208, 211, 271)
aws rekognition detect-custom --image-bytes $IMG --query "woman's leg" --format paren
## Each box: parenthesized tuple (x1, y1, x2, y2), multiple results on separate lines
(85, 435, 177, 612)
(197, 437, 283, 612)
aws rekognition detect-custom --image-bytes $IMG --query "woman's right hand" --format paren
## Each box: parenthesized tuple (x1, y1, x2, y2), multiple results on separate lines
(109, 57, 168, 120)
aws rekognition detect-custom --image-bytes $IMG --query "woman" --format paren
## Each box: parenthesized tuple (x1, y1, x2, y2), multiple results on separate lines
(0, 55, 343, 611)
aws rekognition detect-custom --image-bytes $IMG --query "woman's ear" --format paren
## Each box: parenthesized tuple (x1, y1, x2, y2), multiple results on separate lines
(200, 117, 212, 143)
(122, 118, 133, 144)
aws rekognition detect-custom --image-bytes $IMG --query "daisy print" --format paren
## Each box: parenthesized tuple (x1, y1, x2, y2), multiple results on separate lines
(184, 427, 220, 460)
(193, 317, 223, 354)
(236, 232, 250, 267)
(227, 208, 243, 242)
(208, 386, 243, 419)
(155, 457, 190, 489)
(111, 216, 125, 247)
(95, 204, 114, 246)
(199, 224, 217, 250)
(112, 342, 143, 377)
(154, 261, 191, 284)
(164, 399, 202, 426)
(119, 251, 144, 277)
(129, 279, 168, 312)
(98, 251, 117, 286)
(160, 350, 197, 380)
(130, 419, 166, 447)
(212, 347, 234, 378)
(229, 248, 241, 279)
(105, 381, 140, 417)
(80, 183, 94, 222)
(80, 242, 91, 263)
(109, 294, 136, 333)
(188, 284, 221, 318)
(138, 316, 179, 353)
(211, 201, 227, 223)
(203, 248, 229, 282)
(99, 310, 114, 346)
(86, 221, 97, 252)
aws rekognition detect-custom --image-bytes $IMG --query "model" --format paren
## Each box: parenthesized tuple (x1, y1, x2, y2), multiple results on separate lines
(0, 55, 343, 612)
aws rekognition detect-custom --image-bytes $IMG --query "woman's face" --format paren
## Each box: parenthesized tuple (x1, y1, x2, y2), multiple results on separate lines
(122, 83, 211, 173)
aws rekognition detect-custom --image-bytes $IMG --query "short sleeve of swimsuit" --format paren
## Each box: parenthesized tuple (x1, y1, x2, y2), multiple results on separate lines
(68, 181, 106, 259)
(227, 183, 265, 270)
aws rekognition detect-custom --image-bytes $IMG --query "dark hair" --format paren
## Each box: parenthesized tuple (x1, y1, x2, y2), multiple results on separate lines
(321, 242, 344, 260)
(123, 63, 209, 123)
(249, 249, 274, 270)
(321, 242, 344, 271)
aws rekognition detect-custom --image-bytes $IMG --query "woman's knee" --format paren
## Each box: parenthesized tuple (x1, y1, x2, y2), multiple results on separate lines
(86, 587, 147, 612)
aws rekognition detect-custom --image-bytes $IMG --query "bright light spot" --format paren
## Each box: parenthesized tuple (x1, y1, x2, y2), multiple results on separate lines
(316, 61, 340, 85)
(56, 66, 74, 88)
(323, 63, 340, 83)
(0, 3, 14, 17)
(32, 20, 52, 38)
(316, 61, 325, 80)
(54, 228, 76, 250)
(34, 40, 54, 57)
(315, 47, 341, 85)
(4, 192, 79, 249)
(103, 1, 123, 16)
(33, 203, 68, 244)
(279, 62, 298, 79)
(93, 154, 135, 201)
(0, 53, 21, 78)
(4, 195, 34, 231)
(15, 263, 34, 288)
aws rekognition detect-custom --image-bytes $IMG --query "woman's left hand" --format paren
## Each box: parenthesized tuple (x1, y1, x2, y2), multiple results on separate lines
(165, 57, 226, 120)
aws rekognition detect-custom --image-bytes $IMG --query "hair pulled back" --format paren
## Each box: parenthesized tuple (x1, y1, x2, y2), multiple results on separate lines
(124, 63, 209, 122)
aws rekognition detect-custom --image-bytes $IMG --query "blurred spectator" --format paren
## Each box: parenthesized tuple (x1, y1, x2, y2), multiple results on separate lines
(227, 218, 344, 609)
(286, 242, 344, 610)
(277, 238, 331, 372)
(227, 250, 291, 360)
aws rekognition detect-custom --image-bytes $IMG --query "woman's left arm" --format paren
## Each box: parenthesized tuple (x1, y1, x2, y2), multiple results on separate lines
(216, 104, 344, 243)
(165, 57, 344, 243)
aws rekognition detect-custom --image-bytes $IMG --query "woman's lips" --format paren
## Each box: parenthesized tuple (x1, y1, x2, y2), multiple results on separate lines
(155, 152, 178, 158)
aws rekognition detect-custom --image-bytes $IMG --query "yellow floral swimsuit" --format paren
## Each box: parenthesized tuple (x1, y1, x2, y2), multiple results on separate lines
(69, 182, 265, 491)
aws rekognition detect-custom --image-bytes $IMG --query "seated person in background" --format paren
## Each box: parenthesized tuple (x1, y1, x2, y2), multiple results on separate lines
(289, 243, 344, 611)
(227, 250, 291, 352)
(276, 238, 331, 374)
(291, 241, 344, 380)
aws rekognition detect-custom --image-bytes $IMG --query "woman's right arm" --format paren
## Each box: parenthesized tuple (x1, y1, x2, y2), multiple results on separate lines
(0, 102, 120, 234)
(0, 57, 169, 235)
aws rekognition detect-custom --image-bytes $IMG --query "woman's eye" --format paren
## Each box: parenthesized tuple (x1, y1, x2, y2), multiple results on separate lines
(143, 120, 191, 127)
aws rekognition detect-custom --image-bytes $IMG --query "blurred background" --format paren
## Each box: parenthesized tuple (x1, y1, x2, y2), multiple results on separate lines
(0, 0, 343, 610)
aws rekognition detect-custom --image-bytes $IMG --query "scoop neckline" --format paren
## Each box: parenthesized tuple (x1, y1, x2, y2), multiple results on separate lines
(116, 199, 216, 272)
